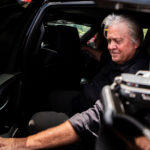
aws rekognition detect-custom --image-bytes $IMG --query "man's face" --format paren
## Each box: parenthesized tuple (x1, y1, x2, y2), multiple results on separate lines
(107, 22, 139, 64)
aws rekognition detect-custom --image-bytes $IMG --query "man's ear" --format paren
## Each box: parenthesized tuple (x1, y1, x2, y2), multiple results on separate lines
(135, 39, 140, 49)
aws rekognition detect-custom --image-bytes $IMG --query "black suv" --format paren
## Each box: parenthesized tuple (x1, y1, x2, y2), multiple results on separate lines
(0, 0, 108, 137)
(0, 0, 150, 149)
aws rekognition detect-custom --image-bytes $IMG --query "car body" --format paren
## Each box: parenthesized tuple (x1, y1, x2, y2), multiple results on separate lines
(0, 0, 150, 149)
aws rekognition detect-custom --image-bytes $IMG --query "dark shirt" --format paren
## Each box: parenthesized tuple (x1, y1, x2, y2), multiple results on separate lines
(69, 50, 149, 138)
(83, 50, 149, 104)
(69, 100, 103, 138)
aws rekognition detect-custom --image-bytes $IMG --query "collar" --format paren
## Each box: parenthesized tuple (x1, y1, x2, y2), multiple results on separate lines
(110, 50, 142, 72)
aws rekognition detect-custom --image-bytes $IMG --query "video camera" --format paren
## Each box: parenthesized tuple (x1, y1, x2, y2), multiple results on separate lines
(101, 70, 150, 140)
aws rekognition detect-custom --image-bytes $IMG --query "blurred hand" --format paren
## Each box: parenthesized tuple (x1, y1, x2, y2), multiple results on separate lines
(81, 45, 90, 51)
(0, 137, 15, 150)
(135, 136, 150, 150)
(0, 137, 27, 150)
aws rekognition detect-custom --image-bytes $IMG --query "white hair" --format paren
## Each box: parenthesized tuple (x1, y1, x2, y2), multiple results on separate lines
(102, 14, 143, 46)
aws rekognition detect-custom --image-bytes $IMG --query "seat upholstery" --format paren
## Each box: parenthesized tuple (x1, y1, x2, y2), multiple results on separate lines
(37, 25, 83, 112)
(41, 25, 82, 90)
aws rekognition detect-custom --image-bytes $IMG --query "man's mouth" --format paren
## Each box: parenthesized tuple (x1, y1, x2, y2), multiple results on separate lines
(110, 50, 120, 54)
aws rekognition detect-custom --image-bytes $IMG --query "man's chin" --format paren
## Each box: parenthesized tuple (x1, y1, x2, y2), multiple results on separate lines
(112, 57, 122, 64)
(112, 56, 119, 61)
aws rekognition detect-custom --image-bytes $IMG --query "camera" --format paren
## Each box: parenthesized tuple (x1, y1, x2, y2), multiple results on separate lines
(101, 71, 150, 139)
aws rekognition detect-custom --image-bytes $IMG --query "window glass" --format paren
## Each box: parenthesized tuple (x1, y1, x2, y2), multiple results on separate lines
(143, 28, 148, 38)
(47, 20, 91, 37)
(87, 35, 96, 47)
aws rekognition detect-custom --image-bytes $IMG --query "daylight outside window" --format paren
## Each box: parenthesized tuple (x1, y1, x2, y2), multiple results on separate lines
(47, 20, 91, 37)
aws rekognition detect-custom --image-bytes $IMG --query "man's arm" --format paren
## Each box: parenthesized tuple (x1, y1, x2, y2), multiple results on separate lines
(81, 46, 102, 62)
(0, 121, 80, 150)
(0, 100, 102, 149)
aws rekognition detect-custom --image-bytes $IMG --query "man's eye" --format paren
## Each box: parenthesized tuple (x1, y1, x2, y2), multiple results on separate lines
(116, 39, 122, 44)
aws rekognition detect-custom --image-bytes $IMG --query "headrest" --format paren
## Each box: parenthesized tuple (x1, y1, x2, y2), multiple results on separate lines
(43, 25, 80, 55)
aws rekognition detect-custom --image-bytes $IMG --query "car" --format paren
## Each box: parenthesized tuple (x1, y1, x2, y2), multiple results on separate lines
(0, 0, 150, 149)
(0, 0, 107, 136)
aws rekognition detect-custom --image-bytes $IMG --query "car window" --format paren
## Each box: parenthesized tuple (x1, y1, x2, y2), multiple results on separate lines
(47, 20, 91, 37)
(87, 35, 96, 47)
(143, 28, 148, 38)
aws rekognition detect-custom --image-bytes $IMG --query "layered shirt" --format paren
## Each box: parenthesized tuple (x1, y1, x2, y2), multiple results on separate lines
(69, 50, 149, 138)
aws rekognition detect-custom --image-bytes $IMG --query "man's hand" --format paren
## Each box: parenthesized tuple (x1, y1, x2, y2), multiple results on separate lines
(0, 137, 28, 150)
(81, 45, 91, 51)
(0, 137, 17, 150)
(81, 45, 102, 61)
(135, 136, 150, 150)
(0, 121, 79, 150)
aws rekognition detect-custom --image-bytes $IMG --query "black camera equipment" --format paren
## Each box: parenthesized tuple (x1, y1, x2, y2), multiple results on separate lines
(101, 70, 150, 142)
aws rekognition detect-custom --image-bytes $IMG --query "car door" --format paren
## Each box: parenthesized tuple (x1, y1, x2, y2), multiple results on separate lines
(0, 0, 42, 135)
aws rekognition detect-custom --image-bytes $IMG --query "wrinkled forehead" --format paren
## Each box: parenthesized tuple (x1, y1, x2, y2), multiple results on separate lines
(106, 22, 130, 38)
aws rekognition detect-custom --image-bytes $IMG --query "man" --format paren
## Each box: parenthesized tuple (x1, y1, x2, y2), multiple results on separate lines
(73, 13, 148, 113)
(0, 14, 149, 149)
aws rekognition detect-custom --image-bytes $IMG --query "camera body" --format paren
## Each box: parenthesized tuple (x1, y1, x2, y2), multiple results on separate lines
(112, 71, 150, 115)
(101, 70, 150, 140)
(102, 70, 150, 125)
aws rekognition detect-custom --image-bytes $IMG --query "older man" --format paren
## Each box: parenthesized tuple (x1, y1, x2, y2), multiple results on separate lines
(73, 13, 148, 113)
(0, 14, 149, 150)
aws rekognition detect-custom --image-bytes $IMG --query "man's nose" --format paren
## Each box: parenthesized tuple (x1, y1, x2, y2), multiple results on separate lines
(108, 41, 117, 50)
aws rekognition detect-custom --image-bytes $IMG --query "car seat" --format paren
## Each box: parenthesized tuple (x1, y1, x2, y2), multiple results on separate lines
(40, 25, 82, 90)
(39, 25, 83, 112)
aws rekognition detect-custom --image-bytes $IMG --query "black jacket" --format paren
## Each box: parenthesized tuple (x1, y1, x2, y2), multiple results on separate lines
(84, 50, 149, 104)
(69, 50, 149, 138)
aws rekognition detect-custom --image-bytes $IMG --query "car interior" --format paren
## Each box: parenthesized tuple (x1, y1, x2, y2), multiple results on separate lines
(0, 0, 150, 149)
(19, 3, 107, 116)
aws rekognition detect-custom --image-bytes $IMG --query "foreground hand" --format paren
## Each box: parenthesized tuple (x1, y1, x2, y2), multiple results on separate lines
(0, 137, 19, 150)
(0, 137, 28, 150)
(135, 136, 150, 150)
